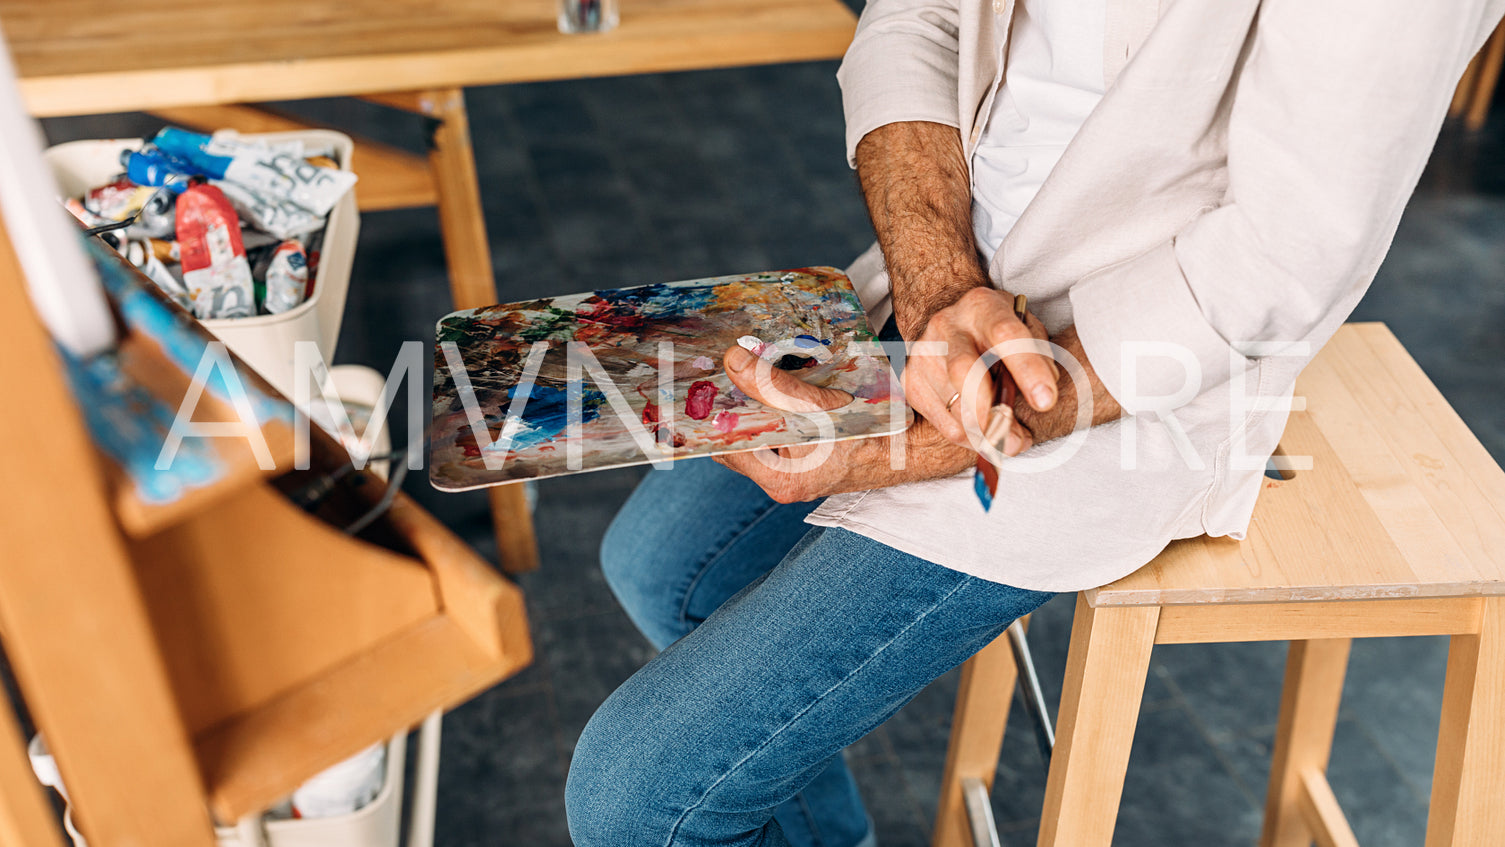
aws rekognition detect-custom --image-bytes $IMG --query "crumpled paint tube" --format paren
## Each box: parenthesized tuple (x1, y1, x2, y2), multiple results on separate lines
(176, 183, 255, 319)
(153, 128, 357, 216)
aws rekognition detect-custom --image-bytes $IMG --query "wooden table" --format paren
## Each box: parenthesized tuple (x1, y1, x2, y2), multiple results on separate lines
(0, 0, 858, 573)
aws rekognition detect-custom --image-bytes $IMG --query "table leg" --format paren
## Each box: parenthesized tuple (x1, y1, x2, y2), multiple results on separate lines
(418, 86, 540, 574)
(1259, 638, 1352, 847)
(1036, 596, 1158, 847)
(932, 617, 1028, 847)
(1426, 597, 1505, 846)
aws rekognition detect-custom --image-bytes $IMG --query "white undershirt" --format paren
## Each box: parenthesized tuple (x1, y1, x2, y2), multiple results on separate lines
(971, 0, 1108, 263)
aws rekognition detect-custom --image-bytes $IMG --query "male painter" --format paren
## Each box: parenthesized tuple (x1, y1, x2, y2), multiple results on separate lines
(564, 1, 1505, 845)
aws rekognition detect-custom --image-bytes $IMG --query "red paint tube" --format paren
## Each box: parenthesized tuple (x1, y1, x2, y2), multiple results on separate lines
(176, 183, 255, 319)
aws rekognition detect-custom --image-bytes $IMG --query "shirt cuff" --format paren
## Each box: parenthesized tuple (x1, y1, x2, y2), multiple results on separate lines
(1068, 241, 1251, 413)
(838, 44, 959, 167)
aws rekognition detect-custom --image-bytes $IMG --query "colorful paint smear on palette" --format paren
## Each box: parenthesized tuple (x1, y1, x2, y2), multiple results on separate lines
(429, 267, 910, 490)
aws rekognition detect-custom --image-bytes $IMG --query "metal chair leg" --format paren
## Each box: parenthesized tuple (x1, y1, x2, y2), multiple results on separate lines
(1005, 619, 1055, 767)
(962, 777, 1003, 847)
(959, 619, 1057, 847)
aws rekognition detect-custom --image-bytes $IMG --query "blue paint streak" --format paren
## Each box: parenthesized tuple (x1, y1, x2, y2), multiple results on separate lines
(492, 383, 604, 452)
(591, 281, 719, 320)
(61, 347, 222, 505)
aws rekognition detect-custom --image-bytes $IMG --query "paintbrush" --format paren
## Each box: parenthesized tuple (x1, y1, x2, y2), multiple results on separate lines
(973, 294, 1029, 511)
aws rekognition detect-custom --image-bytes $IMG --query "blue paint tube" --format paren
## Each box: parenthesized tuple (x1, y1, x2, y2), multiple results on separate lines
(121, 147, 196, 193)
(152, 127, 356, 216)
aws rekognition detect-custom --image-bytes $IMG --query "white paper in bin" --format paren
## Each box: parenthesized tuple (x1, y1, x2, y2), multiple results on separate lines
(44, 130, 361, 399)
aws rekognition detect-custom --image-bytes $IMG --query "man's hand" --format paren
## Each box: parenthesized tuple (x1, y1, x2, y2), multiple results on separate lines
(713, 346, 975, 503)
(902, 287, 1058, 454)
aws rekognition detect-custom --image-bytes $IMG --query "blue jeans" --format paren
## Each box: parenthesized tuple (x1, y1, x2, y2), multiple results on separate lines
(566, 459, 1056, 846)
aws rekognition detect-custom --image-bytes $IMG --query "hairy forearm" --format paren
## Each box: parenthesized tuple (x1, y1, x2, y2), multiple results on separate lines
(849, 415, 976, 491)
(1015, 325, 1124, 442)
(855, 122, 988, 341)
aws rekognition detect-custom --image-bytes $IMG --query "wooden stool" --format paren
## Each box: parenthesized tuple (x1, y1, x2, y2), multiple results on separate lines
(1451, 18, 1505, 131)
(932, 323, 1505, 847)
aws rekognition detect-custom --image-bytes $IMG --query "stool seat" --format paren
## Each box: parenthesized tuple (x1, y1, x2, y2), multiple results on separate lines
(932, 323, 1505, 847)
(1094, 322, 1505, 608)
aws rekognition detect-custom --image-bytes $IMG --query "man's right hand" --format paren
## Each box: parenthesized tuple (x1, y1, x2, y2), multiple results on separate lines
(902, 287, 1057, 453)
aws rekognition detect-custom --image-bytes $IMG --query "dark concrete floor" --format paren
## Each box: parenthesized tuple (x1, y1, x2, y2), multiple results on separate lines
(25, 42, 1505, 847)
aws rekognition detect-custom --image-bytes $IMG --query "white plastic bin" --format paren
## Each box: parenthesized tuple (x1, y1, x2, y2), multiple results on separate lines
(45, 130, 360, 399)
(42, 732, 406, 847)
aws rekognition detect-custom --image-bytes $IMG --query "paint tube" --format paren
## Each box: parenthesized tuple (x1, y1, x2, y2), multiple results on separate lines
(121, 148, 194, 194)
(262, 240, 309, 314)
(124, 188, 178, 239)
(176, 183, 255, 319)
(302, 227, 325, 291)
(291, 743, 386, 818)
(124, 240, 193, 310)
(153, 128, 356, 216)
(82, 177, 155, 222)
(62, 197, 110, 228)
(147, 238, 180, 264)
(214, 178, 325, 240)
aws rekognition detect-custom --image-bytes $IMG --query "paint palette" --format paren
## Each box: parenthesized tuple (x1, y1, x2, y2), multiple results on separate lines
(429, 267, 911, 490)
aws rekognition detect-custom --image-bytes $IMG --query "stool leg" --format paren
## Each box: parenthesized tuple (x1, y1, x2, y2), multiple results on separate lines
(1465, 23, 1505, 131)
(1259, 638, 1352, 847)
(932, 619, 1028, 847)
(1426, 597, 1505, 846)
(1452, 49, 1485, 118)
(1037, 596, 1158, 847)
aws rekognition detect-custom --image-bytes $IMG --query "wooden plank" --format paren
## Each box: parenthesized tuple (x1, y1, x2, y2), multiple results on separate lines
(5, 0, 858, 117)
(129, 481, 440, 735)
(1037, 597, 1158, 847)
(1425, 597, 1505, 846)
(383, 490, 533, 661)
(195, 614, 528, 821)
(1324, 325, 1505, 583)
(0, 214, 216, 846)
(1296, 768, 1361, 847)
(1154, 598, 1483, 644)
(1259, 640, 1351, 847)
(1089, 323, 1505, 607)
(145, 103, 439, 211)
(0, 696, 66, 847)
(930, 620, 1025, 847)
(358, 91, 428, 114)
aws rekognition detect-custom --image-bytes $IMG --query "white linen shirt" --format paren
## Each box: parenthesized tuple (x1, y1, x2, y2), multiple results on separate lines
(808, 0, 1505, 591)
(971, 0, 1106, 265)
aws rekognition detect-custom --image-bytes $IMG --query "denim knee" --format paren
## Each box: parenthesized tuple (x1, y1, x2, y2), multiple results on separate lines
(565, 702, 673, 846)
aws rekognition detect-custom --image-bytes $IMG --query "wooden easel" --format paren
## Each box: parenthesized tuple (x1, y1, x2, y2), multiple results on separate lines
(0, 220, 532, 844)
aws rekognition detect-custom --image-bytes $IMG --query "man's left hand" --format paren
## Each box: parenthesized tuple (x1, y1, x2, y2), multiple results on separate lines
(712, 346, 893, 503)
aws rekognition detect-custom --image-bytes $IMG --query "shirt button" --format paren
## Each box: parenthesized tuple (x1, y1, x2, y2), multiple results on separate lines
(993, 0, 1005, 13)
(970, 125, 982, 144)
